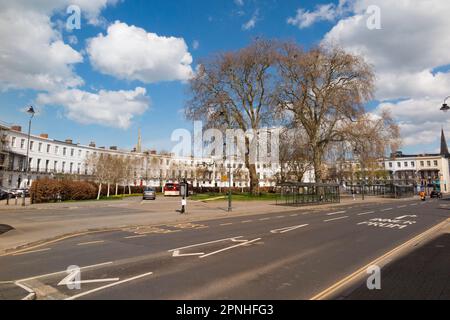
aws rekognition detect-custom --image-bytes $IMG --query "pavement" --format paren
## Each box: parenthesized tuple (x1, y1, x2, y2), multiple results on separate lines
(0, 195, 403, 255)
(0, 196, 448, 300)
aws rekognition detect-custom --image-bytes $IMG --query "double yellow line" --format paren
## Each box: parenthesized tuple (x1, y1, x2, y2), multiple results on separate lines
(310, 218, 450, 300)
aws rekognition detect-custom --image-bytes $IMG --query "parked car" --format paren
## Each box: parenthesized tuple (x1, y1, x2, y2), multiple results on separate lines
(0, 189, 8, 200)
(163, 183, 180, 196)
(430, 190, 443, 199)
(11, 188, 30, 197)
(143, 187, 156, 200)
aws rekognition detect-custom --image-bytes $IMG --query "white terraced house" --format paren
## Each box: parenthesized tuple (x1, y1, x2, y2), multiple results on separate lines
(0, 121, 296, 190)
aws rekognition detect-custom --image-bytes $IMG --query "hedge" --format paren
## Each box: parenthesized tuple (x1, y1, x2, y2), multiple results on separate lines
(31, 179, 97, 203)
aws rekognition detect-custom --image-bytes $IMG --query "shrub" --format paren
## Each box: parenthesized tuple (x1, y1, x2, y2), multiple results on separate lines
(31, 179, 97, 203)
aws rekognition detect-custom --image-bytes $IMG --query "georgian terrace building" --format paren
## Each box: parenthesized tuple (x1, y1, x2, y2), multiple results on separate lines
(0, 122, 285, 190)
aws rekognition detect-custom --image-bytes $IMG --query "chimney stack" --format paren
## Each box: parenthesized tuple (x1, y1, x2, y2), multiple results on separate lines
(110, 146, 117, 150)
(40, 133, 49, 139)
(89, 141, 96, 148)
(65, 138, 73, 144)
(11, 125, 22, 132)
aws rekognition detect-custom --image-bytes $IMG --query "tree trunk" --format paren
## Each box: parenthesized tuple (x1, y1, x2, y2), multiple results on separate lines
(245, 137, 259, 195)
(97, 183, 102, 200)
(115, 183, 118, 196)
(107, 183, 110, 197)
(313, 149, 324, 183)
(128, 185, 131, 195)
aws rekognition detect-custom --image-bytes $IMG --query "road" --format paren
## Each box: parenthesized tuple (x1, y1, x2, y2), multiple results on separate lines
(0, 198, 449, 300)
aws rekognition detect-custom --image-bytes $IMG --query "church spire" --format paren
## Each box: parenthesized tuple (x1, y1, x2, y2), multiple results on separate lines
(136, 128, 142, 153)
(441, 128, 449, 157)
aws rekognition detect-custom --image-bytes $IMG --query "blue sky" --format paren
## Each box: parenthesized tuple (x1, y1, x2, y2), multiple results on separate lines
(1, 0, 450, 154)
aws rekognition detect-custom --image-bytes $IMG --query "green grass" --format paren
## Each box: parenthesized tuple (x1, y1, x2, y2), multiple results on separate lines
(190, 192, 278, 202)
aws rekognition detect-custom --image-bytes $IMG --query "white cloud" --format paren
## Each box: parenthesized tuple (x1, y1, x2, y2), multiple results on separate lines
(0, 0, 116, 92)
(287, 0, 353, 29)
(37, 87, 150, 129)
(320, 0, 450, 151)
(242, 10, 259, 30)
(234, 0, 244, 6)
(87, 21, 194, 83)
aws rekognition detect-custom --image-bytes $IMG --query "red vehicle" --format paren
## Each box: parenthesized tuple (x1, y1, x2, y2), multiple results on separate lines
(163, 183, 180, 196)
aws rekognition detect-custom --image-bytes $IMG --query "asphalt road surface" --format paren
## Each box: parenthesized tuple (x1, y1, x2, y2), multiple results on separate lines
(0, 198, 449, 300)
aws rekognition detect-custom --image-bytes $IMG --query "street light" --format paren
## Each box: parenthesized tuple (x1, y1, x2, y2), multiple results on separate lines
(441, 96, 450, 112)
(23, 106, 35, 206)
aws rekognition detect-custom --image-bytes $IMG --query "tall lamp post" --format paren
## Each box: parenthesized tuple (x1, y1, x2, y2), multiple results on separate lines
(440, 96, 450, 112)
(23, 106, 35, 206)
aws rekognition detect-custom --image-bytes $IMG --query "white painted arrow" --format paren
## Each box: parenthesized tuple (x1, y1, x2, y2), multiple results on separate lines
(58, 268, 119, 287)
(270, 224, 309, 234)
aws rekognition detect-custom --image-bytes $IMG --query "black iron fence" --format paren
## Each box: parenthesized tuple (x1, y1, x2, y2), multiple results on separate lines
(276, 183, 340, 206)
(343, 182, 415, 199)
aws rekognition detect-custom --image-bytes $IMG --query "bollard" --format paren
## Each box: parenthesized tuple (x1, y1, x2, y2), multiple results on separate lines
(6, 193, 10, 205)
(15, 196, 18, 205)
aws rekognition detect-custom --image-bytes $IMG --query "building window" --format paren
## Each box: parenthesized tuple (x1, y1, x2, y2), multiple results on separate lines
(45, 160, 49, 172)
(29, 141, 34, 151)
(397, 162, 401, 168)
(434, 160, 438, 166)
(62, 162, 66, 173)
(78, 150, 82, 157)
(47, 144, 51, 153)
(63, 147, 67, 156)
(54, 161, 57, 172)
(77, 163, 81, 174)
(427, 161, 431, 167)
(20, 139, 25, 149)
(420, 161, 424, 166)
(36, 159, 41, 172)
(38, 143, 42, 152)
(411, 162, 415, 167)
(70, 148, 74, 157)
(389, 162, 393, 168)
(70, 163, 73, 174)
(55, 146, 59, 155)
(11, 137, 16, 147)
(404, 162, 408, 167)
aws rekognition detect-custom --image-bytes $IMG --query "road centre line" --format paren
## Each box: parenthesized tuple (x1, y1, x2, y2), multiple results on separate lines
(124, 235, 147, 239)
(242, 220, 253, 223)
(290, 214, 299, 217)
(326, 211, 346, 216)
(77, 240, 105, 246)
(12, 248, 51, 256)
(66, 271, 154, 300)
(259, 218, 271, 221)
(397, 205, 407, 208)
(199, 238, 262, 259)
(168, 237, 244, 252)
(270, 224, 309, 234)
(324, 216, 349, 223)
(276, 216, 286, 219)
(381, 208, 393, 212)
(357, 211, 375, 216)
(220, 223, 233, 226)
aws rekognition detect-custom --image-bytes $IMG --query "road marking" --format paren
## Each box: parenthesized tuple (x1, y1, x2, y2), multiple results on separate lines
(66, 272, 154, 300)
(124, 235, 147, 239)
(326, 211, 346, 216)
(395, 215, 417, 220)
(12, 248, 51, 256)
(169, 237, 243, 253)
(16, 262, 114, 283)
(259, 218, 271, 221)
(397, 205, 407, 208)
(15, 282, 35, 300)
(357, 211, 375, 216)
(58, 269, 119, 286)
(220, 223, 233, 226)
(270, 224, 309, 234)
(324, 216, 349, 223)
(276, 216, 286, 219)
(381, 208, 393, 212)
(77, 240, 105, 246)
(290, 214, 299, 217)
(242, 220, 253, 224)
(310, 218, 450, 300)
(410, 203, 418, 206)
(199, 238, 261, 259)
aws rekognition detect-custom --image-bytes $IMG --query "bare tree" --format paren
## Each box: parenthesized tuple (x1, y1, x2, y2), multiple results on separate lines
(344, 110, 401, 184)
(186, 39, 279, 194)
(278, 127, 313, 183)
(276, 44, 375, 182)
